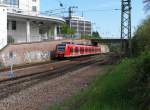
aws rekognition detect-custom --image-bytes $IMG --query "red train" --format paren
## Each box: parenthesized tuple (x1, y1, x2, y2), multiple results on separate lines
(55, 42, 101, 58)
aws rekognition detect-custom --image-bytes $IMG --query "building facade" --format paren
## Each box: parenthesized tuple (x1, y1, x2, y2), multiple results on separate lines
(0, 0, 65, 49)
(0, 0, 40, 15)
(65, 16, 92, 36)
(0, 5, 7, 50)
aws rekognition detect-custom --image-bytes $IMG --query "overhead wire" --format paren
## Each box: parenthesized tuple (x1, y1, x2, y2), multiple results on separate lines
(45, 8, 121, 16)
(1, 0, 121, 18)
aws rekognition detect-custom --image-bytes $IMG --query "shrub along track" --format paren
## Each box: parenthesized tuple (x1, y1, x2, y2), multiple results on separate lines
(0, 55, 107, 100)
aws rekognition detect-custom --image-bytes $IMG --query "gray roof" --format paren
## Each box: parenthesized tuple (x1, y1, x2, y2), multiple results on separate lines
(8, 12, 65, 24)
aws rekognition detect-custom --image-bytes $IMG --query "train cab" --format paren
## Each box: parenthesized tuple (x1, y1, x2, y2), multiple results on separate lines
(55, 44, 66, 58)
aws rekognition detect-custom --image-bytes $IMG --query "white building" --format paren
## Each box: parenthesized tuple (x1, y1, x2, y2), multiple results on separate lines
(0, 5, 7, 50)
(7, 13, 65, 43)
(0, 0, 65, 49)
(0, 0, 40, 15)
(65, 16, 92, 36)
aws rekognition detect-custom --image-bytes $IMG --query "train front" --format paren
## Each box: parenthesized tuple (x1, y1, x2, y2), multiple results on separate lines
(55, 44, 66, 58)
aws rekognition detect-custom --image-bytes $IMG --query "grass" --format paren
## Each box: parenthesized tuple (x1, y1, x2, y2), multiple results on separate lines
(49, 52, 150, 110)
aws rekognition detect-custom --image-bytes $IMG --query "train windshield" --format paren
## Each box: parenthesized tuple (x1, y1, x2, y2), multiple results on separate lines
(57, 45, 65, 52)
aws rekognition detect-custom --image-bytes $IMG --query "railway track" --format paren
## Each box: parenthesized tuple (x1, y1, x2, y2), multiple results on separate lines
(0, 56, 95, 82)
(0, 55, 105, 100)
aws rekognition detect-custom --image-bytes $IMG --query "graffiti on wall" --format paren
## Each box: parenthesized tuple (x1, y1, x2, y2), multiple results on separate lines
(1, 52, 17, 66)
(0, 51, 51, 66)
(24, 51, 51, 62)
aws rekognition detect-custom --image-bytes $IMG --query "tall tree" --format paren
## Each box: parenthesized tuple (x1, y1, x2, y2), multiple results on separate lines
(61, 23, 75, 38)
(61, 23, 69, 35)
(132, 17, 150, 55)
(143, 0, 150, 11)
(92, 31, 101, 39)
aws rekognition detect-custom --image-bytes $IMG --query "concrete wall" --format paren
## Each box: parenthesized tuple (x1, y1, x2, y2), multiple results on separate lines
(100, 44, 110, 53)
(0, 39, 91, 67)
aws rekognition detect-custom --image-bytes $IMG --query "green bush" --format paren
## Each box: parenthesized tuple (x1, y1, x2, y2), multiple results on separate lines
(81, 34, 101, 39)
(130, 51, 150, 110)
(132, 17, 150, 56)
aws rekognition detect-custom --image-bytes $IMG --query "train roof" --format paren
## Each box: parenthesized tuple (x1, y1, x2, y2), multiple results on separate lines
(57, 42, 99, 47)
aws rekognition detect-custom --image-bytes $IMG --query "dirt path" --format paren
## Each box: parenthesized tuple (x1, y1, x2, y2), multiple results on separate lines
(0, 62, 109, 110)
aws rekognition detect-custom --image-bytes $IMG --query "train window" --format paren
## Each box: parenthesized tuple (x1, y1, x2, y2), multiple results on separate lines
(70, 48, 73, 53)
(57, 46, 65, 52)
(80, 47, 84, 53)
(89, 48, 91, 52)
(75, 47, 78, 53)
(80, 47, 83, 52)
(86, 48, 88, 52)
(97, 48, 98, 52)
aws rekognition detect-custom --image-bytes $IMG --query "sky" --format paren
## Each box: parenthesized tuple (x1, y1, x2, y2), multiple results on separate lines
(40, 0, 147, 38)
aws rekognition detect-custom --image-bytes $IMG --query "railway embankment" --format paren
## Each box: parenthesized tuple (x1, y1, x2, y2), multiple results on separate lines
(49, 52, 150, 110)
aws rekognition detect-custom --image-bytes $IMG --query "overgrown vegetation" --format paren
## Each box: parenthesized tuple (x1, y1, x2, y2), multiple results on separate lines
(143, 0, 150, 11)
(131, 52, 150, 110)
(50, 52, 150, 110)
(81, 31, 101, 39)
(132, 17, 150, 56)
(81, 33, 101, 39)
(109, 43, 121, 53)
(92, 31, 101, 39)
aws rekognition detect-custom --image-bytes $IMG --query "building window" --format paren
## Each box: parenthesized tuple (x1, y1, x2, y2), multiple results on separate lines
(32, 6, 37, 12)
(3, 0, 19, 6)
(12, 21, 16, 30)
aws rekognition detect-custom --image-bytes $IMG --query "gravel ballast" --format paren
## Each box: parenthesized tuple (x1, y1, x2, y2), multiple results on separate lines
(0, 63, 108, 110)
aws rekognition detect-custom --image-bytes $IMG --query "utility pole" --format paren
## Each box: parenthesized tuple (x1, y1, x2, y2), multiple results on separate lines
(68, 6, 78, 41)
(68, 6, 78, 28)
(68, 7, 72, 28)
(121, 0, 132, 56)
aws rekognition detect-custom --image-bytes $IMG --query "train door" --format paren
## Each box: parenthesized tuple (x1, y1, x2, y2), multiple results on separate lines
(75, 46, 79, 56)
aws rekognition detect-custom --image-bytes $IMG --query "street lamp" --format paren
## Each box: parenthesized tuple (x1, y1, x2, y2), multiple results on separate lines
(56, 0, 63, 7)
